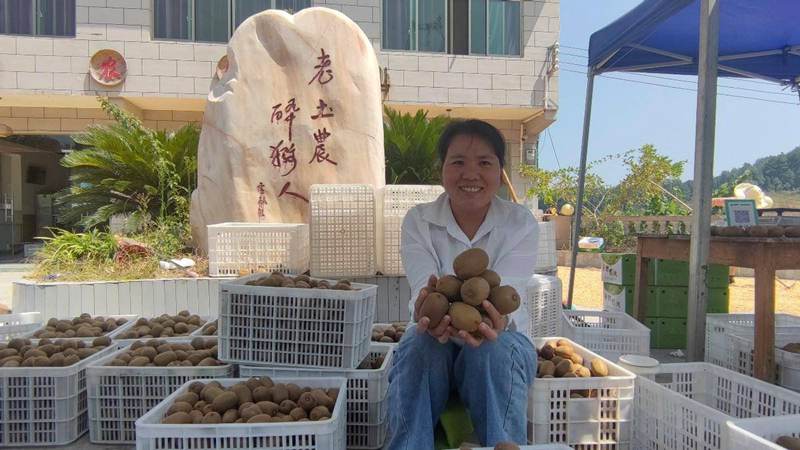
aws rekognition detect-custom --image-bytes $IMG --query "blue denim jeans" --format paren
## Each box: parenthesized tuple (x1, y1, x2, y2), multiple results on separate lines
(386, 325, 537, 450)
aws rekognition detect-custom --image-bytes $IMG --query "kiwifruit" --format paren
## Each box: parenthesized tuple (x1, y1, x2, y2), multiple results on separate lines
(189, 410, 204, 424)
(198, 357, 219, 366)
(436, 275, 463, 300)
(49, 353, 65, 367)
(247, 414, 272, 423)
(554, 345, 574, 359)
(590, 359, 609, 377)
(167, 401, 193, 415)
(479, 270, 502, 288)
(286, 383, 302, 402)
(782, 343, 800, 354)
(201, 385, 225, 402)
(575, 366, 592, 377)
(537, 360, 555, 377)
(776, 436, 800, 450)
(133, 346, 157, 361)
(231, 384, 253, 404)
(309, 405, 331, 421)
(63, 354, 80, 366)
(554, 359, 574, 377)
(419, 292, 450, 328)
(128, 356, 149, 367)
(460, 277, 490, 306)
(240, 404, 262, 421)
(290, 407, 307, 421)
(271, 384, 289, 404)
(448, 302, 482, 333)
(175, 392, 199, 405)
(189, 381, 205, 395)
(0, 349, 17, 359)
(154, 351, 177, 366)
(539, 345, 555, 360)
(8, 338, 28, 350)
(201, 411, 222, 424)
(257, 401, 280, 415)
(298, 392, 317, 411)
(280, 399, 298, 414)
(569, 353, 584, 365)
(253, 386, 272, 402)
(162, 411, 192, 424)
(211, 391, 239, 413)
(494, 443, 520, 450)
(453, 248, 489, 279)
(489, 285, 521, 314)
(222, 409, 239, 423)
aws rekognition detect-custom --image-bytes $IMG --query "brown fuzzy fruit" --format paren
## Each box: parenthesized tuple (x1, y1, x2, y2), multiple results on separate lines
(211, 392, 238, 413)
(494, 442, 520, 450)
(489, 285, 521, 314)
(419, 292, 450, 328)
(590, 359, 609, 377)
(162, 412, 192, 424)
(247, 414, 272, 423)
(453, 248, 490, 279)
(435, 275, 463, 300)
(460, 277, 491, 306)
(479, 270, 501, 288)
(309, 405, 331, 421)
(776, 436, 800, 450)
(554, 359, 574, 377)
(201, 412, 222, 424)
(537, 360, 555, 377)
(448, 302, 482, 333)
(222, 409, 239, 423)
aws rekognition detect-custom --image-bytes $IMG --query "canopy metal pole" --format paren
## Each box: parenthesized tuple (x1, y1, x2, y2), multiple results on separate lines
(686, 0, 719, 362)
(567, 70, 595, 309)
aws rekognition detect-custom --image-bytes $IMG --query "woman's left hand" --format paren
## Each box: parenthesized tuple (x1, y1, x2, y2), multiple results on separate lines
(452, 300, 507, 348)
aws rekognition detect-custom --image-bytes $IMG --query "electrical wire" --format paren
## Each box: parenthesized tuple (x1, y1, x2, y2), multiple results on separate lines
(546, 128, 561, 169)
(559, 67, 799, 105)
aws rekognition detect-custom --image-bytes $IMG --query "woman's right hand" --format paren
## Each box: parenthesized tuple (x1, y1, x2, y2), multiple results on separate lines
(414, 275, 454, 343)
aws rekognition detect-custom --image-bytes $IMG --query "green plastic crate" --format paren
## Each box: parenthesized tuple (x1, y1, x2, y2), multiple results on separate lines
(707, 265, 730, 288)
(652, 317, 687, 349)
(647, 286, 689, 317)
(601, 253, 636, 285)
(648, 260, 730, 288)
(708, 287, 730, 313)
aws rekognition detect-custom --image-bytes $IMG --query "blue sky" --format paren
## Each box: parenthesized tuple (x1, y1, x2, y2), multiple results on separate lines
(543, 1, 800, 184)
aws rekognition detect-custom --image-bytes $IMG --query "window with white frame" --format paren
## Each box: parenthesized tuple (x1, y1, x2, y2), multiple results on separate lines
(0, 0, 76, 37)
(383, 0, 520, 56)
(154, 0, 310, 43)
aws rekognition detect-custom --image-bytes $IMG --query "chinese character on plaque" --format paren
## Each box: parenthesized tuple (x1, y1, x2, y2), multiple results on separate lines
(89, 49, 127, 87)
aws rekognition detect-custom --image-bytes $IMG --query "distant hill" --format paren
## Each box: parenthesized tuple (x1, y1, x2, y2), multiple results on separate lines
(680, 146, 800, 205)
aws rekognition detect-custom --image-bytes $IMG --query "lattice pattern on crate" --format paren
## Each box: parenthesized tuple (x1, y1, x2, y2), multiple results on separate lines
(382, 185, 444, 276)
(529, 337, 635, 448)
(0, 312, 40, 342)
(535, 221, 557, 274)
(633, 363, 800, 450)
(207, 223, 309, 277)
(526, 275, 562, 339)
(218, 275, 377, 368)
(310, 184, 376, 278)
(135, 377, 347, 450)
(0, 344, 117, 446)
(562, 310, 651, 360)
(241, 343, 393, 449)
(87, 339, 233, 444)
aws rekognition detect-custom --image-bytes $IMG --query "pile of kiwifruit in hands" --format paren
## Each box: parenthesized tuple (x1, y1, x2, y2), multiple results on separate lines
(160, 377, 339, 424)
(0, 336, 111, 367)
(419, 248, 520, 334)
(117, 311, 205, 339)
(245, 272, 357, 290)
(106, 337, 221, 367)
(31, 314, 129, 338)
(371, 323, 405, 343)
(536, 339, 609, 382)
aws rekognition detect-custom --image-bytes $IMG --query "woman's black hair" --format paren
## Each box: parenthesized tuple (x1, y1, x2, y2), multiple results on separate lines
(437, 119, 506, 168)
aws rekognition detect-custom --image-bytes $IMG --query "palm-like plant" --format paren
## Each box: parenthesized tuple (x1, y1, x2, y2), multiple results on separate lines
(383, 107, 449, 185)
(58, 98, 199, 229)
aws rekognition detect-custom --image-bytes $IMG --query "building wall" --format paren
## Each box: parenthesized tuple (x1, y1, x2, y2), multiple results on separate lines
(0, 0, 558, 108)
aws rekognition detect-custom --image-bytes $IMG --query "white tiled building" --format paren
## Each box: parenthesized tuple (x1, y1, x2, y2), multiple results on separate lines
(0, 0, 558, 250)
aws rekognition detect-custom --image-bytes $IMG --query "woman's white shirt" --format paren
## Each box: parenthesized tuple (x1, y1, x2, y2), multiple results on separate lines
(400, 193, 539, 340)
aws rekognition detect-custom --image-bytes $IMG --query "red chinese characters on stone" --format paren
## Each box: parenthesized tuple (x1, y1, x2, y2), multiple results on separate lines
(308, 48, 333, 85)
(310, 99, 334, 120)
(310, 127, 337, 166)
(99, 56, 122, 82)
(256, 182, 268, 221)
(279, 182, 309, 203)
(269, 140, 298, 176)
(271, 98, 300, 142)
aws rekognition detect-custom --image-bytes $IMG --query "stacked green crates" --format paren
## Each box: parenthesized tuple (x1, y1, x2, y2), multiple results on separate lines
(601, 253, 730, 349)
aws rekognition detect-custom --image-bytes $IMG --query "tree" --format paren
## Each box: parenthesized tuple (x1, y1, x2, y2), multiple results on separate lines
(383, 107, 449, 185)
(57, 97, 199, 229)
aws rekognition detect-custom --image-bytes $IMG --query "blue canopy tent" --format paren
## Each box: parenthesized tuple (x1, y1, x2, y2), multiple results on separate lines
(568, 0, 800, 373)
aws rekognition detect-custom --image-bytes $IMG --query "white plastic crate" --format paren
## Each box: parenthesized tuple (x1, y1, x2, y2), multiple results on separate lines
(0, 343, 117, 447)
(447, 446, 572, 450)
(526, 275, 562, 340)
(633, 362, 800, 450)
(86, 338, 234, 444)
(0, 312, 40, 342)
(241, 343, 394, 449)
(561, 310, 650, 360)
(534, 221, 557, 274)
(529, 337, 635, 448)
(24, 314, 138, 340)
(310, 184, 376, 278)
(135, 377, 347, 450)
(207, 222, 309, 277)
(382, 185, 444, 276)
(704, 313, 800, 389)
(727, 414, 800, 450)
(218, 274, 377, 369)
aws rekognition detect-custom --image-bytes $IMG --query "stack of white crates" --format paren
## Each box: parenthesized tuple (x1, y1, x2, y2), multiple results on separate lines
(534, 221, 557, 275)
(561, 309, 650, 360)
(0, 312, 40, 342)
(382, 185, 443, 276)
(526, 274, 562, 340)
(310, 184, 376, 278)
(207, 222, 309, 277)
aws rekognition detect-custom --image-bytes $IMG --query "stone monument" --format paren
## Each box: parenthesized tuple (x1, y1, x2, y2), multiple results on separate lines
(190, 7, 385, 252)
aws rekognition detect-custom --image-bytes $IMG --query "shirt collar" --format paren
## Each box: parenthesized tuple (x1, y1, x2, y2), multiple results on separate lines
(420, 192, 501, 245)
